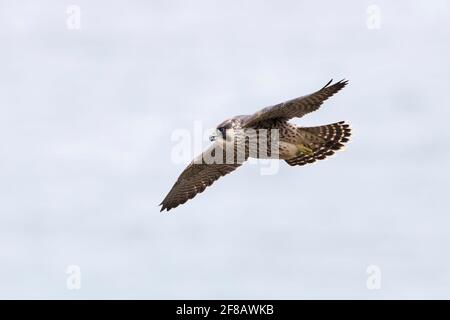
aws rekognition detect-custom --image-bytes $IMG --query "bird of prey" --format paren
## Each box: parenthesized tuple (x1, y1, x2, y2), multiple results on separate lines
(160, 79, 351, 212)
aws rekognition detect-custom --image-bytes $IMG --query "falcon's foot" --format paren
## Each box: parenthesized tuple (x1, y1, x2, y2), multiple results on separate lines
(296, 144, 314, 156)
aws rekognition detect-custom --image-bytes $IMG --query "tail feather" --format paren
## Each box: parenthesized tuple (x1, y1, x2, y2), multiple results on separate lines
(285, 121, 351, 166)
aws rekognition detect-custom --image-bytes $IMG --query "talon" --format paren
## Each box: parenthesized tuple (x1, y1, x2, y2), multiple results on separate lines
(297, 144, 314, 156)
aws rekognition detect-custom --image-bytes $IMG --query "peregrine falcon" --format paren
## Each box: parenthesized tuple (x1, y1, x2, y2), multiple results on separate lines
(160, 79, 351, 211)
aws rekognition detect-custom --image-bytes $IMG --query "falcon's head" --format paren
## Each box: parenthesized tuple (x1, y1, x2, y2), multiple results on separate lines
(210, 119, 234, 142)
(209, 116, 245, 143)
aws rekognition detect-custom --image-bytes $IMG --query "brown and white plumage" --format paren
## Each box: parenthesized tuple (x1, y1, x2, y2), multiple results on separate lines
(241, 79, 348, 127)
(160, 79, 351, 212)
(160, 143, 244, 212)
(284, 121, 351, 166)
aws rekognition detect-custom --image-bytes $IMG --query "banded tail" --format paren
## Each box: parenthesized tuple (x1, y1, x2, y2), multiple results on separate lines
(285, 121, 351, 166)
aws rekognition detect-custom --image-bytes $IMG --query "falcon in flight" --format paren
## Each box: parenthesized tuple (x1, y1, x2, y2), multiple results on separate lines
(160, 79, 351, 212)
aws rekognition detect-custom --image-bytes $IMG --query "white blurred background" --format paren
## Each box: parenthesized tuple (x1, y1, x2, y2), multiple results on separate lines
(0, 0, 449, 299)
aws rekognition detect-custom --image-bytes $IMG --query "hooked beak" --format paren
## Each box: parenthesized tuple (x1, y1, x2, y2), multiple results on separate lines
(209, 129, 220, 142)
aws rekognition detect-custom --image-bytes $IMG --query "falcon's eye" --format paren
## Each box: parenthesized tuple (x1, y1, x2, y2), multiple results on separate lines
(218, 127, 226, 138)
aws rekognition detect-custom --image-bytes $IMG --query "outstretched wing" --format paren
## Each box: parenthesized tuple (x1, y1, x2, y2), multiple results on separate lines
(160, 144, 244, 212)
(242, 79, 348, 128)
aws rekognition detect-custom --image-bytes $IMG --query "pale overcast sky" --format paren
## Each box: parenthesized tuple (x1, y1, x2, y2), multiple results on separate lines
(0, 0, 449, 298)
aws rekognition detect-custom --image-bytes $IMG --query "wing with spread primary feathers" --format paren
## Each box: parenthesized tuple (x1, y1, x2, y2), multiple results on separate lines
(242, 79, 348, 128)
(160, 144, 243, 212)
